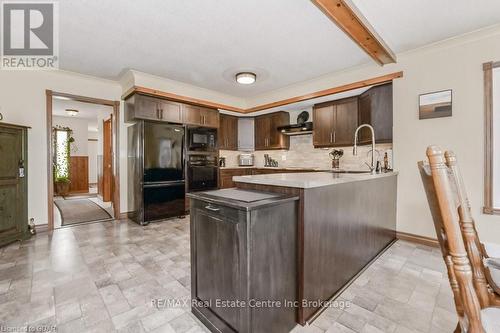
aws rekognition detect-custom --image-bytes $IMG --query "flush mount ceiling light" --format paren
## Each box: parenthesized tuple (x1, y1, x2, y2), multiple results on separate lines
(65, 109, 79, 117)
(235, 72, 256, 85)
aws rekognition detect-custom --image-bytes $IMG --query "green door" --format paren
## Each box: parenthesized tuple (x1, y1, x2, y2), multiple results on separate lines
(0, 125, 28, 246)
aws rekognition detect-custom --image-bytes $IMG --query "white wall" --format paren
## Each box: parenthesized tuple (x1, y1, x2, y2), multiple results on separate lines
(52, 116, 89, 156)
(88, 137, 98, 184)
(128, 70, 247, 109)
(0, 70, 122, 225)
(244, 25, 500, 243)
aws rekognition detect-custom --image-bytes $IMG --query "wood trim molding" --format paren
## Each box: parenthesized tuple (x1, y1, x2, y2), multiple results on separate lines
(124, 71, 403, 114)
(483, 62, 495, 214)
(52, 91, 116, 106)
(311, 0, 396, 65)
(46, 90, 54, 230)
(122, 86, 246, 113)
(396, 231, 439, 248)
(46, 91, 121, 230)
(246, 72, 402, 113)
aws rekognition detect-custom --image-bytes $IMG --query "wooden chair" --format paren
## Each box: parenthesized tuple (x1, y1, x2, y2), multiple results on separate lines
(443, 151, 500, 307)
(419, 145, 500, 332)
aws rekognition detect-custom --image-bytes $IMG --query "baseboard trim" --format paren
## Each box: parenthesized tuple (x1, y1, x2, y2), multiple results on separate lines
(34, 223, 49, 233)
(396, 231, 439, 248)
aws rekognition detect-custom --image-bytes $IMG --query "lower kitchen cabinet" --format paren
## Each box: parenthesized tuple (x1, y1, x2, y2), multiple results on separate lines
(188, 190, 298, 333)
(219, 168, 252, 189)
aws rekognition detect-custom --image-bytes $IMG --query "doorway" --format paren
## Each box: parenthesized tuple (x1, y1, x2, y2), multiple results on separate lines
(46, 91, 120, 230)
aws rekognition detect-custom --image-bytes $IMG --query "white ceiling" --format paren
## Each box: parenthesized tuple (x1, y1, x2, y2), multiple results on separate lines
(59, 0, 369, 97)
(58, 0, 500, 98)
(351, 0, 500, 53)
(52, 98, 113, 131)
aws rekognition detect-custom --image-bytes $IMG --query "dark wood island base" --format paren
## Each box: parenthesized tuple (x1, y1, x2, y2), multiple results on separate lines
(234, 172, 398, 325)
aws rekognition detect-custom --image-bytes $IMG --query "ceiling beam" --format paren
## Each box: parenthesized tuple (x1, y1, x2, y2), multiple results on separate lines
(311, 0, 396, 65)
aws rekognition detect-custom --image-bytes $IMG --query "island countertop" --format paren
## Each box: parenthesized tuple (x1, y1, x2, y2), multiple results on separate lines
(233, 171, 398, 189)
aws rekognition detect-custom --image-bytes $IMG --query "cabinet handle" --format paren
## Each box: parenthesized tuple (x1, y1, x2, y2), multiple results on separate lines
(160, 109, 164, 119)
(333, 131, 336, 143)
(205, 205, 220, 212)
(156, 109, 160, 119)
(330, 133, 333, 143)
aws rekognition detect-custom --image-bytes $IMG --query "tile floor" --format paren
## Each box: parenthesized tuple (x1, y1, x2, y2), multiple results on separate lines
(0, 218, 457, 333)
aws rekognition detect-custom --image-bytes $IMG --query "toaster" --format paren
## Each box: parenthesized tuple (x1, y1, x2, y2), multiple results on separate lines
(238, 153, 254, 166)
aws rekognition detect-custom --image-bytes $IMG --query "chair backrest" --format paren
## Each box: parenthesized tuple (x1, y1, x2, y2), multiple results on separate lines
(418, 161, 464, 320)
(444, 151, 492, 307)
(422, 145, 484, 332)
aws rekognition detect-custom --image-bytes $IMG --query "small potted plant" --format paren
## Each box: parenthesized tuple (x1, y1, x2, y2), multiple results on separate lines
(54, 176, 71, 196)
(52, 125, 75, 196)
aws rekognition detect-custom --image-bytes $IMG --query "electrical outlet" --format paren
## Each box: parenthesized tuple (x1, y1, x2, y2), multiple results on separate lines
(281, 155, 287, 161)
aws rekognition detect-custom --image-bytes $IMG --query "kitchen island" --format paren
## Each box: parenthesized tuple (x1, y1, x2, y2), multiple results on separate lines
(233, 171, 398, 325)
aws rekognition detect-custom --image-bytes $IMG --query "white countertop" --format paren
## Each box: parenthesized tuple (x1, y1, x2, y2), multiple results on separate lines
(219, 166, 326, 171)
(233, 171, 398, 189)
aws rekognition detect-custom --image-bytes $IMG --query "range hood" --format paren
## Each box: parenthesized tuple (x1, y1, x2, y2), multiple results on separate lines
(277, 122, 313, 136)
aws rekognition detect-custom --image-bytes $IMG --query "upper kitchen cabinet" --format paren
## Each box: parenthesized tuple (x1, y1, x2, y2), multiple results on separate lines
(182, 104, 219, 128)
(254, 111, 290, 150)
(219, 114, 238, 150)
(125, 94, 182, 123)
(313, 97, 358, 148)
(358, 83, 393, 144)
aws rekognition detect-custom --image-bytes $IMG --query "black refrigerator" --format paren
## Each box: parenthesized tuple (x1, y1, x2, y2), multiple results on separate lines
(128, 121, 186, 225)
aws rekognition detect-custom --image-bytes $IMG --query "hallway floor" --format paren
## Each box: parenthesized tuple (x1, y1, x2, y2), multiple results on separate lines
(0, 218, 457, 333)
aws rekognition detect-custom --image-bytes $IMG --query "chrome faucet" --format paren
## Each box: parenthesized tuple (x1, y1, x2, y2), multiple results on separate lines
(353, 124, 376, 174)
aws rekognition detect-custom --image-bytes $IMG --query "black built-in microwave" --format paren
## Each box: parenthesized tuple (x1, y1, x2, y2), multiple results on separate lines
(187, 127, 217, 152)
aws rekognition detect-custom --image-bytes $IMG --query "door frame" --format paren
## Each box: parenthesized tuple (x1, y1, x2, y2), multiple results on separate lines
(46, 90, 120, 231)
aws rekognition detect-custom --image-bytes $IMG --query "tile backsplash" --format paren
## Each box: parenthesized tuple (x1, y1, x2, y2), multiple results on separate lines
(220, 134, 393, 170)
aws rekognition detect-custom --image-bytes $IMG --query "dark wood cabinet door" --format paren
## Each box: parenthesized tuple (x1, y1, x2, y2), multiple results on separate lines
(333, 98, 358, 146)
(135, 95, 160, 120)
(0, 126, 27, 246)
(254, 115, 270, 150)
(200, 108, 219, 128)
(356, 83, 393, 145)
(183, 105, 219, 127)
(313, 104, 335, 147)
(157, 100, 182, 123)
(358, 93, 372, 144)
(219, 114, 238, 150)
(254, 112, 289, 150)
(182, 104, 203, 125)
(370, 83, 393, 143)
(194, 209, 242, 330)
(268, 112, 290, 149)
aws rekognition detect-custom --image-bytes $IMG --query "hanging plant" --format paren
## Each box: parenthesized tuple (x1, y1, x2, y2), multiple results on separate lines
(52, 125, 75, 184)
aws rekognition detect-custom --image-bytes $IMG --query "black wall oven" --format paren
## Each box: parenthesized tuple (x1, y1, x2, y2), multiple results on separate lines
(187, 155, 218, 192)
(188, 127, 217, 152)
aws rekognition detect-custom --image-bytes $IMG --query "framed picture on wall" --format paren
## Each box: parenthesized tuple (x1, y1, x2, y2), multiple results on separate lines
(419, 89, 453, 120)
